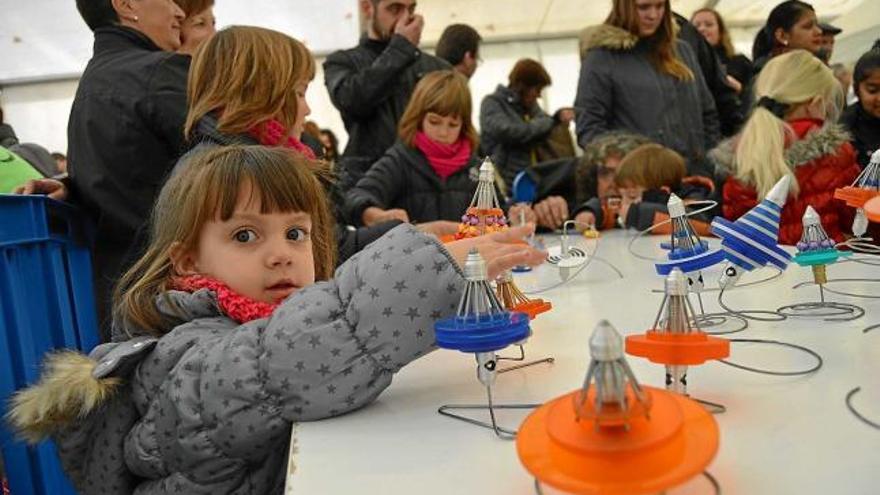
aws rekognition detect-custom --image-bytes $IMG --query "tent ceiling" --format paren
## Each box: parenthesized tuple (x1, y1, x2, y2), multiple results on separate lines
(0, 0, 872, 85)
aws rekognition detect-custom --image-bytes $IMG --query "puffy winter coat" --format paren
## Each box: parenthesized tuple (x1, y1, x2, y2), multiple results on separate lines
(713, 119, 859, 245)
(9, 225, 464, 495)
(575, 24, 721, 177)
(479, 84, 556, 189)
(324, 36, 450, 189)
(346, 141, 481, 224)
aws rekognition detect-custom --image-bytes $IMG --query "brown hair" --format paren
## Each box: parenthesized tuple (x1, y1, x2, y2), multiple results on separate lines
(185, 26, 316, 139)
(173, 0, 213, 17)
(398, 70, 479, 150)
(606, 0, 694, 81)
(614, 143, 686, 190)
(508, 58, 552, 94)
(114, 145, 335, 336)
(692, 8, 735, 59)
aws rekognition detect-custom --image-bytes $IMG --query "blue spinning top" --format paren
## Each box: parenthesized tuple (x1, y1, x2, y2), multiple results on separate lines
(712, 175, 793, 288)
(434, 249, 530, 353)
(654, 194, 724, 276)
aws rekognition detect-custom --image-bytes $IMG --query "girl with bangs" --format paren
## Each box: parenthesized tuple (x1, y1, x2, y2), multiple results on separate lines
(9, 145, 546, 494)
(575, 0, 720, 177)
(346, 70, 482, 226)
(181, 25, 409, 264)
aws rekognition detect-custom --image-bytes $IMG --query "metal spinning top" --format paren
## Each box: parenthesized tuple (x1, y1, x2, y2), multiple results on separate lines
(794, 206, 851, 285)
(834, 149, 880, 237)
(455, 158, 508, 240)
(655, 194, 724, 292)
(575, 320, 651, 431)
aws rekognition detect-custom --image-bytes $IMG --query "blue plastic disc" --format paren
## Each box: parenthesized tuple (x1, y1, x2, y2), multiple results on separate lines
(435, 312, 531, 353)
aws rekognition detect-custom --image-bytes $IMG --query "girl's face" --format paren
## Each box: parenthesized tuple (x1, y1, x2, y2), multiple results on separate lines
(692, 11, 720, 47)
(777, 11, 822, 53)
(858, 70, 880, 119)
(635, 0, 665, 38)
(292, 82, 311, 139)
(179, 6, 216, 56)
(597, 155, 623, 199)
(176, 185, 316, 303)
(421, 112, 463, 145)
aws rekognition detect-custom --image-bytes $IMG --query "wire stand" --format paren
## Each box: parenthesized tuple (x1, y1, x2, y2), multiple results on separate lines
(533, 470, 722, 495)
(438, 380, 540, 440)
(845, 387, 880, 430)
(686, 291, 749, 335)
(791, 278, 880, 299)
(864, 324, 880, 333)
(717, 339, 823, 376)
(497, 344, 555, 373)
(777, 283, 865, 321)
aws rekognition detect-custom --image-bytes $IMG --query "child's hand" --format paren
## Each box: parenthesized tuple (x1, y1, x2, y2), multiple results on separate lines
(507, 203, 537, 226)
(573, 210, 596, 230)
(363, 206, 410, 226)
(445, 224, 547, 279)
(416, 220, 459, 236)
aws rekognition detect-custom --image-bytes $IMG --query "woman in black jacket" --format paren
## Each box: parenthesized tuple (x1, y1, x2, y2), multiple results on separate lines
(346, 70, 481, 228)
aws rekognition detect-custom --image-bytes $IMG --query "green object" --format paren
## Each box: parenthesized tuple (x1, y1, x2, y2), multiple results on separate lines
(0, 146, 43, 193)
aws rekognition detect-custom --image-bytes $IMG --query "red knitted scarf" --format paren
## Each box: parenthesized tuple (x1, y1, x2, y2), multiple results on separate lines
(249, 119, 316, 159)
(413, 131, 472, 180)
(172, 275, 277, 324)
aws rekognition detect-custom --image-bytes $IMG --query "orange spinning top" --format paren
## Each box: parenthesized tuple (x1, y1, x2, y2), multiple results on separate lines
(625, 268, 729, 395)
(517, 321, 719, 494)
(833, 187, 879, 209)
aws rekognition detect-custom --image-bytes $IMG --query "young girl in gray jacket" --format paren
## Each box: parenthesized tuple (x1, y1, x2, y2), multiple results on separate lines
(8, 145, 544, 495)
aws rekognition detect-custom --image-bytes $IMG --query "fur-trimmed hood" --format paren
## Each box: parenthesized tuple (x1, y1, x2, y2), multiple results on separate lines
(579, 24, 638, 57)
(709, 122, 852, 178)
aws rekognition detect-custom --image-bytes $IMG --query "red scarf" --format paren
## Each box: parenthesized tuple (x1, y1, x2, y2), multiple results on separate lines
(249, 119, 316, 159)
(172, 275, 277, 324)
(413, 131, 472, 180)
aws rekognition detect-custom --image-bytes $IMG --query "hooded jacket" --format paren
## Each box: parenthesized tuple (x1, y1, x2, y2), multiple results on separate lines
(324, 36, 450, 189)
(713, 119, 859, 245)
(181, 114, 401, 265)
(345, 141, 482, 224)
(575, 24, 721, 177)
(9, 224, 464, 495)
(479, 84, 556, 189)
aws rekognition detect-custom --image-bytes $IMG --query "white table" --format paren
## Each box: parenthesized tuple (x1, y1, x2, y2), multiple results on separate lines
(285, 231, 880, 494)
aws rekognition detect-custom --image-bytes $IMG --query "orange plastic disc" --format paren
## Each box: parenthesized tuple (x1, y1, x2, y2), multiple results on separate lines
(512, 299, 552, 319)
(517, 386, 719, 495)
(866, 196, 880, 223)
(833, 187, 879, 209)
(625, 331, 730, 365)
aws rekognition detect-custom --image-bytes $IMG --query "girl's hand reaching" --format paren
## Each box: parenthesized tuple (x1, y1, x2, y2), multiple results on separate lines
(444, 223, 547, 280)
(13, 178, 68, 201)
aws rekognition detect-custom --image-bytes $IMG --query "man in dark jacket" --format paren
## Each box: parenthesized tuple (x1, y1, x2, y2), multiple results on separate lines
(68, 0, 189, 339)
(323, 0, 450, 190)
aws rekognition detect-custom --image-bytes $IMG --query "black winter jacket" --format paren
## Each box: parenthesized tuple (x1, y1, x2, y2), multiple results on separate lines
(346, 141, 481, 225)
(841, 103, 880, 169)
(479, 85, 556, 190)
(184, 115, 400, 264)
(67, 25, 189, 339)
(323, 35, 450, 189)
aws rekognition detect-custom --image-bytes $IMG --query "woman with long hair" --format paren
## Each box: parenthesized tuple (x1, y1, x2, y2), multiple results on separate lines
(575, 0, 720, 177)
(751, 1, 822, 73)
(691, 8, 752, 96)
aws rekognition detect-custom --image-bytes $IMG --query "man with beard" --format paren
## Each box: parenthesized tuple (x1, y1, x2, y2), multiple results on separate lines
(324, 0, 450, 190)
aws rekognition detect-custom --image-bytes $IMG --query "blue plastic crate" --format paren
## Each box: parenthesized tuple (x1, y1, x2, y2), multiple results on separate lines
(0, 194, 99, 495)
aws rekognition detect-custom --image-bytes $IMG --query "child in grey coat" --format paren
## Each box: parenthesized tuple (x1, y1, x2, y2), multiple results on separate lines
(7, 145, 544, 494)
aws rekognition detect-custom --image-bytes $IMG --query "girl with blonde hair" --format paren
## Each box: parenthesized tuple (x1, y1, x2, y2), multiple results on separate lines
(713, 49, 859, 245)
(346, 70, 481, 227)
(9, 145, 546, 494)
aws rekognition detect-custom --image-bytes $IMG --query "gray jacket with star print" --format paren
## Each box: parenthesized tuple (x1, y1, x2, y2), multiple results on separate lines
(8, 224, 464, 494)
